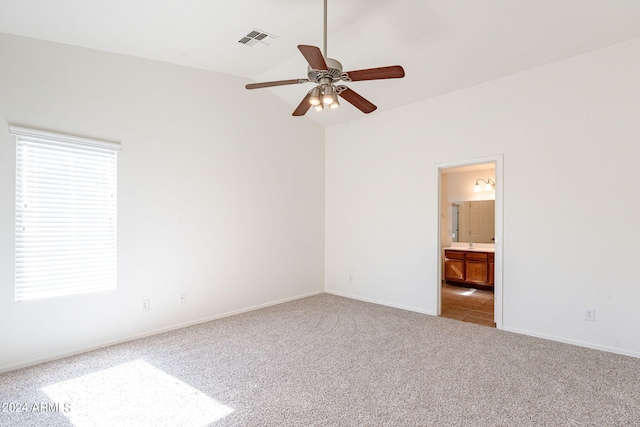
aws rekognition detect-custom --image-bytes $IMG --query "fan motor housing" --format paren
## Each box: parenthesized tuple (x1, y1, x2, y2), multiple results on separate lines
(307, 58, 343, 82)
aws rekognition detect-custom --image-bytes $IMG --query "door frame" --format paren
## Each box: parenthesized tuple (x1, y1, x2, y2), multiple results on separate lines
(435, 154, 504, 329)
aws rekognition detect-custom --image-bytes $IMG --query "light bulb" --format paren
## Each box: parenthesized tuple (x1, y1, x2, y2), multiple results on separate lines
(314, 103, 324, 112)
(309, 87, 321, 106)
(322, 86, 335, 105)
(329, 98, 340, 109)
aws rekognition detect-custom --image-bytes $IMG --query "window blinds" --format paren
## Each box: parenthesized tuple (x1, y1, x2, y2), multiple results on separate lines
(11, 126, 120, 301)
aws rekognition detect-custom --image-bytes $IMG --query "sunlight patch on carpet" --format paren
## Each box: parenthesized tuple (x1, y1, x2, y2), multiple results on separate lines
(42, 359, 233, 427)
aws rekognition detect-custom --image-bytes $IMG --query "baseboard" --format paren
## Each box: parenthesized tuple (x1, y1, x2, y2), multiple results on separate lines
(325, 289, 435, 316)
(0, 290, 324, 373)
(502, 326, 640, 359)
(8, 290, 635, 373)
(327, 290, 640, 360)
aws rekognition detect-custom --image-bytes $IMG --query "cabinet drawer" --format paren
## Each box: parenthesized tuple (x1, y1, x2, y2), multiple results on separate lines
(466, 252, 488, 261)
(444, 250, 465, 259)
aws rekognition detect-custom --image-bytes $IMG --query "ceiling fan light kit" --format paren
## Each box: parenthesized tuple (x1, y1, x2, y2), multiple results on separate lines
(309, 86, 322, 105)
(245, 0, 405, 117)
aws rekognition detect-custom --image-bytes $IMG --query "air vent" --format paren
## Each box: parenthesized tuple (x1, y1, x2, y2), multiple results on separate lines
(238, 29, 277, 49)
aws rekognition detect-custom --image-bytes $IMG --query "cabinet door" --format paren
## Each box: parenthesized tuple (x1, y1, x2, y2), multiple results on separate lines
(465, 260, 488, 285)
(444, 258, 465, 281)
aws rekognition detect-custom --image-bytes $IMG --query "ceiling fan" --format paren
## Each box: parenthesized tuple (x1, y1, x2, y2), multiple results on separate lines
(245, 0, 405, 116)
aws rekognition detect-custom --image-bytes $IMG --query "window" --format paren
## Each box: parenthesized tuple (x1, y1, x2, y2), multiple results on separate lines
(10, 126, 120, 301)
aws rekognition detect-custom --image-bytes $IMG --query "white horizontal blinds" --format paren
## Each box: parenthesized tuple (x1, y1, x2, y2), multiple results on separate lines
(13, 127, 119, 301)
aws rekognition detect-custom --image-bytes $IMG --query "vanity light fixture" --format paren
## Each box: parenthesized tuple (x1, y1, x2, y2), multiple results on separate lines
(474, 178, 495, 192)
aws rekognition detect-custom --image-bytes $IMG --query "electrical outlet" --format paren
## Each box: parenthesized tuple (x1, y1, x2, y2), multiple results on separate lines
(348, 274, 354, 283)
(584, 309, 595, 321)
(179, 293, 187, 304)
(140, 299, 150, 312)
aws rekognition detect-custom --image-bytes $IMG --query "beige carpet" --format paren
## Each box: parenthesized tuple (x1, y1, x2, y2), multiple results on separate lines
(1, 293, 639, 426)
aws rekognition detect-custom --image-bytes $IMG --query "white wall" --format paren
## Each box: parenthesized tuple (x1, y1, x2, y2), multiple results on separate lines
(0, 33, 326, 371)
(325, 38, 640, 357)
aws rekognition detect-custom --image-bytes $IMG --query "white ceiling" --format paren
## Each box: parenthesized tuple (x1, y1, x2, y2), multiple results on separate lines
(1, 0, 639, 128)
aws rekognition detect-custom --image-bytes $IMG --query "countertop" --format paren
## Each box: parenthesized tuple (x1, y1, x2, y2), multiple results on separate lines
(443, 244, 495, 253)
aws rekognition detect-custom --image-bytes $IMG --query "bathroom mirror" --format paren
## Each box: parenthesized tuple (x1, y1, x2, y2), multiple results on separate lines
(452, 200, 495, 243)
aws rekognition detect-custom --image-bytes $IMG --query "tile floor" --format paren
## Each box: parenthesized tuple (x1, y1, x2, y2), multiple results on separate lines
(440, 283, 495, 328)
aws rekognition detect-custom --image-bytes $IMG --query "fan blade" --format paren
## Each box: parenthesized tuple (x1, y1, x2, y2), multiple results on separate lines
(246, 79, 309, 90)
(338, 87, 377, 114)
(298, 45, 328, 71)
(292, 93, 312, 116)
(342, 65, 405, 82)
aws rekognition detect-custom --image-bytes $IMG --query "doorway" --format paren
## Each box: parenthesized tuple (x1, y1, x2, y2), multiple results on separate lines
(435, 155, 503, 329)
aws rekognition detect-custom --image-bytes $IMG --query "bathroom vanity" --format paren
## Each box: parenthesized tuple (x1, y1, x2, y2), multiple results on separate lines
(443, 246, 494, 289)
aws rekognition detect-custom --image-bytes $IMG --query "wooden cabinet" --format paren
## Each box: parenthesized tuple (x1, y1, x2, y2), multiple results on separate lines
(444, 250, 494, 289)
(444, 250, 465, 282)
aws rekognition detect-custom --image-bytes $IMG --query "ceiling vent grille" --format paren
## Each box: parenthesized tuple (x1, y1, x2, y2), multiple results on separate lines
(238, 29, 277, 49)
